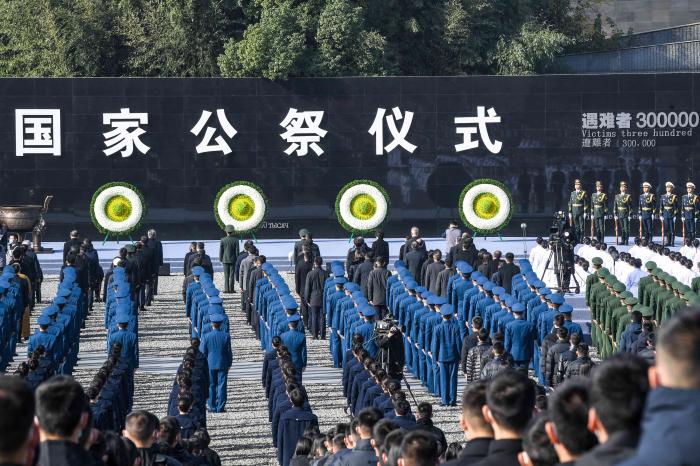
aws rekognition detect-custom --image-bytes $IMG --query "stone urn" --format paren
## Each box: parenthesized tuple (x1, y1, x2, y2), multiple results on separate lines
(0, 196, 53, 252)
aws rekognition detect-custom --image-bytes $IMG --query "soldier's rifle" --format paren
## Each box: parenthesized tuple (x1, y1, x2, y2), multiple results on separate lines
(661, 213, 665, 246)
(638, 211, 643, 240)
(683, 215, 686, 244)
(614, 214, 619, 245)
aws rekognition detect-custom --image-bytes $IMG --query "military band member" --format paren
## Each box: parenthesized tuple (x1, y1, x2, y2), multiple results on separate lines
(568, 179, 588, 242)
(682, 182, 699, 241)
(615, 181, 632, 245)
(660, 182, 679, 246)
(591, 181, 608, 243)
(639, 182, 655, 242)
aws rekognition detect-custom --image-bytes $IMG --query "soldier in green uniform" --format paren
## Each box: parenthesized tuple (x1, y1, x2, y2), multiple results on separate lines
(610, 295, 635, 352)
(682, 182, 699, 241)
(614, 181, 632, 245)
(653, 274, 675, 324)
(219, 225, 240, 293)
(591, 181, 608, 243)
(585, 257, 603, 305)
(588, 268, 608, 350)
(569, 179, 588, 242)
(615, 297, 640, 348)
(660, 182, 680, 246)
(639, 182, 656, 242)
(637, 261, 656, 305)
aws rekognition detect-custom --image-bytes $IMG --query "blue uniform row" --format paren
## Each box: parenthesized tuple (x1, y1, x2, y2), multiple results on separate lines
(27, 266, 88, 377)
(0, 266, 30, 371)
(184, 266, 232, 413)
(251, 260, 318, 466)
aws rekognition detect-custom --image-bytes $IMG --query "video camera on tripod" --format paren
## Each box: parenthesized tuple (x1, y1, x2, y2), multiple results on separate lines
(542, 211, 580, 293)
(374, 315, 404, 336)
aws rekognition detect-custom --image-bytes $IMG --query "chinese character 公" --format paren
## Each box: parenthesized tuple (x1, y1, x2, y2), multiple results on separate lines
(454, 106, 502, 154)
(102, 108, 150, 157)
(190, 109, 237, 155)
(279, 108, 327, 156)
(368, 107, 417, 155)
(15, 109, 61, 156)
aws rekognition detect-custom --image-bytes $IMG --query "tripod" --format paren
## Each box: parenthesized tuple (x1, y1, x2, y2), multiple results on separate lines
(539, 242, 580, 293)
(373, 332, 418, 406)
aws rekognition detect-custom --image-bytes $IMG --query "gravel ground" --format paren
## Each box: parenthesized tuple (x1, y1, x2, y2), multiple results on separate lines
(14, 273, 468, 465)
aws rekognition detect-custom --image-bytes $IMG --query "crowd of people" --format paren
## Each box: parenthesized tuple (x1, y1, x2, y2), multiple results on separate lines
(2, 223, 700, 466)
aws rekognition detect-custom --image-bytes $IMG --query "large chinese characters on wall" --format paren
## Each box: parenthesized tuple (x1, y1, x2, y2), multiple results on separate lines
(2, 75, 699, 239)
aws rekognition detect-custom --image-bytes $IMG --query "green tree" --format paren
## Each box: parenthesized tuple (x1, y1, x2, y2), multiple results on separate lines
(494, 20, 570, 74)
(314, 0, 364, 76)
(119, 0, 233, 77)
(218, 1, 307, 80)
(0, 0, 118, 77)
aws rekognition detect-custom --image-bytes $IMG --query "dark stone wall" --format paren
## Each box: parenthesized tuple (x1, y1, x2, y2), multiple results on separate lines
(1, 75, 699, 240)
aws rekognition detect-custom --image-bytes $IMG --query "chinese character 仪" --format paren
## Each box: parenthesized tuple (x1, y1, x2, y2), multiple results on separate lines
(15, 109, 61, 156)
(368, 107, 417, 155)
(454, 106, 502, 154)
(279, 108, 327, 156)
(102, 108, 150, 157)
(190, 109, 237, 155)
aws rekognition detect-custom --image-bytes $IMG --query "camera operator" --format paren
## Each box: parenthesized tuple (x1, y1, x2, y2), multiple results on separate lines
(375, 319, 405, 380)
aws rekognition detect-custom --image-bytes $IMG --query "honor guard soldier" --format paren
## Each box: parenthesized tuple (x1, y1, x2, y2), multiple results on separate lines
(568, 179, 588, 242)
(615, 181, 632, 245)
(682, 182, 699, 241)
(591, 181, 608, 243)
(639, 182, 656, 242)
(660, 182, 679, 246)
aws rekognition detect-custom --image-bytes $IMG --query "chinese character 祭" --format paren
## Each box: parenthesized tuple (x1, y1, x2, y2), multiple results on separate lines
(279, 108, 327, 156)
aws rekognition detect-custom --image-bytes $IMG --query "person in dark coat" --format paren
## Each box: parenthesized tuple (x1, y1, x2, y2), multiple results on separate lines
(436, 259, 456, 298)
(425, 250, 445, 295)
(340, 407, 381, 466)
(345, 237, 370, 273)
(465, 328, 492, 383)
(304, 256, 329, 340)
(404, 242, 427, 284)
(352, 253, 374, 297)
(577, 353, 648, 466)
(497, 253, 520, 293)
(277, 389, 318, 466)
(391, 399, 417, 429)
(409, 402, 448, 457)
(183, 241, 197, 276)
(295, 252, 314, 326)
(451, 238, 479, 269)
(62, 230, 82, 262)
(146, 229, 164, 295)
(370, 230, 390, 263)
(444, 380, 493, 466)
(472, 371, 534, 466)
(193, 243, 214, 276)
(460, 317, 482, 375)
(219, 225, 240, 293)
(563, 343, 595, 380)
(480, 342, 511, 380)
(544, 328, 571, 388)
(36, 376, 102, 466)
(366, 258, 391, 320)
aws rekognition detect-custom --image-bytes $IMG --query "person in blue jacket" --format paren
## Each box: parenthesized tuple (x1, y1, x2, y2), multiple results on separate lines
(277, 388, 319, 466)
(504, 303, 535, 369)
(106, 312, 139, 369)
(431, 303, 461, 406)
(281, 313, 307, 373)
(200, 312, 232, 413)
(559, 303, 583, 338)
